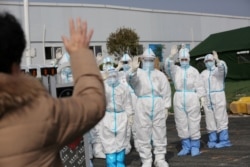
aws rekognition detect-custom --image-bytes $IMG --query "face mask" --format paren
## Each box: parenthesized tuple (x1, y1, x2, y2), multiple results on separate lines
(107, 76, 119, 87)
(123, 64, 130, 71)
(142, 61, 154, 71)
(180, 61, 189, 69)
(205, 61, 215, 70)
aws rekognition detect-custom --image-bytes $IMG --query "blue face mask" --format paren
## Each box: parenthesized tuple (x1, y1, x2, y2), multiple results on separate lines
(123, 64, 130, 71)
(107, 76, 119, 87)
(142, 61, 154, 71)
(205, 61, 215, 70)
(180, 61, 189, 69)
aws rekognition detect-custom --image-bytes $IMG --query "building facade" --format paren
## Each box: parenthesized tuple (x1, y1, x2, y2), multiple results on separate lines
(1, 1, 250, 67)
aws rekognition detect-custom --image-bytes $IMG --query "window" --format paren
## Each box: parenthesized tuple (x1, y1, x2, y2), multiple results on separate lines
(45, 46, 62, 60)
(89, 45, 102, 56)
(95, 46, 102, 56)
(45, 47, 52, 60)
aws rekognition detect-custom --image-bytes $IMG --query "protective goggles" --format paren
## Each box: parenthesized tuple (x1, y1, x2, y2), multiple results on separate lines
(180, 58, 189, 62)
(204, 59, 213, 63)
(122, 61, 129, 64)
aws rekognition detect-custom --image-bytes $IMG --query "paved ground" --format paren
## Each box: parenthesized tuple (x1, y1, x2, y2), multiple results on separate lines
(92, 113, 250, 167)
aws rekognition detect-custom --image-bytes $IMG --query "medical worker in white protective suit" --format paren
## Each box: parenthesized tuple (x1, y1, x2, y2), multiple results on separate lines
(89, 56, 114, 159)
(90, 56, 115, 159)
(115, 53, 138, 154)
(56, 51, 73, 84)
(201, 51, 232, 148)
(100, 66, 134, 167)
(103, 56, 114, 71)
(127, 48, 171, 167)
(165, 46, 206, 157)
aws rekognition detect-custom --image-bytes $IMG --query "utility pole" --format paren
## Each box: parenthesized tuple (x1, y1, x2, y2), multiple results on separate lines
(24, 0, 36, 66)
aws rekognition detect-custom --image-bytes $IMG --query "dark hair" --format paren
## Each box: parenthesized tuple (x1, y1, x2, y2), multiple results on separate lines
(0, 12, 26, 74)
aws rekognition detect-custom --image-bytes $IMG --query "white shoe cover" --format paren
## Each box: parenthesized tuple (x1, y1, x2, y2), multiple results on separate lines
(154, 160, 169, 167)
(142, 162, 152, 167)
(141, 159, 152, 167)
(94, 151, 105, 159)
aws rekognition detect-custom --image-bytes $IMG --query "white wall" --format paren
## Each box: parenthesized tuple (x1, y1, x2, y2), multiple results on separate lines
(1, 1, 250, 66)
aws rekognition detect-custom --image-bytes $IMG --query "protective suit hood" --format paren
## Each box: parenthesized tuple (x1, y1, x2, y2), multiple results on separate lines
(141, 48, 155, 71)
(179, 48, 190, 69)
(121, 54, 132, 62)
(103, 56, 114, 71)
(204, 54, 214, 62)
(121, 54, 132, 71)
(142, 48, 156, 60)
(107, 66, 119, 87)
(103, 56, 114, 64)
(204, 54, 215, 70)
(179, 48, 190, 60)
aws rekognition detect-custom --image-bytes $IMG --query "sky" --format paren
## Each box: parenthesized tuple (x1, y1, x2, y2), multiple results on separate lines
(6, 0, 250, 17)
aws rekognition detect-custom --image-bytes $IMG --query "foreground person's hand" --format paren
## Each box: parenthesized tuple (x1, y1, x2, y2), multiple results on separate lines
(62, 18, 94, 55)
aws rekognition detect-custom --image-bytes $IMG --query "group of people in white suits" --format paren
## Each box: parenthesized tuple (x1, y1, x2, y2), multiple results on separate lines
(89, 46, 231, 167)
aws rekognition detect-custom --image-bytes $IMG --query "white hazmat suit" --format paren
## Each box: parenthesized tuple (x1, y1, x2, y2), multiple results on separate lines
(127, 48, 171, 167)
(116, 53, 138, 154)
(100, 67, 134, 167)
(165, 47, 206, 157)
(201, 52, 232, 149)
(90, 56, 115, 159)
(56, 52, 73, 84)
